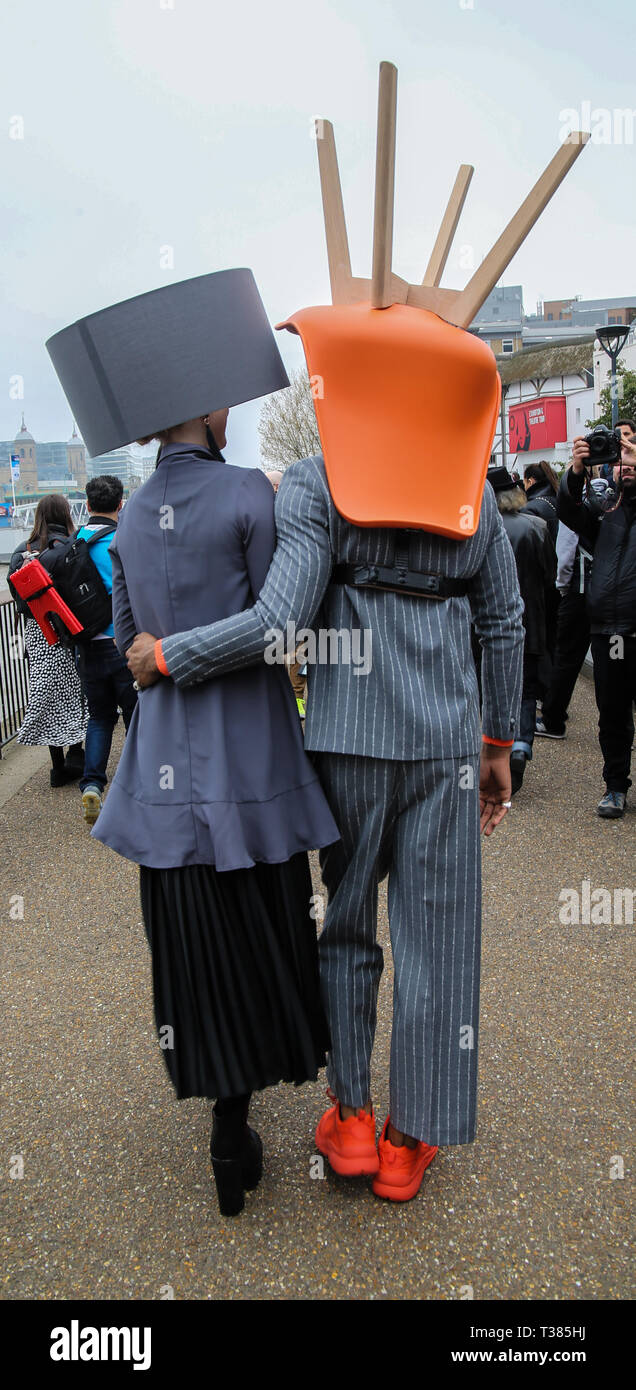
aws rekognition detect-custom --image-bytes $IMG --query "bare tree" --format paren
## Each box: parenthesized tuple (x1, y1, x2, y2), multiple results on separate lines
(258, 369, 321, 467)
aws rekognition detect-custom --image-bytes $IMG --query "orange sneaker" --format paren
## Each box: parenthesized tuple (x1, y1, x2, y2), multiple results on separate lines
(315, 1098, 379, 1176)
(372, 1117, 438, 1201)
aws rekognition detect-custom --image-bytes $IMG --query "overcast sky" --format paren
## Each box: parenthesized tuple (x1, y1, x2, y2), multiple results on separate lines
(2, 0, 635, 466)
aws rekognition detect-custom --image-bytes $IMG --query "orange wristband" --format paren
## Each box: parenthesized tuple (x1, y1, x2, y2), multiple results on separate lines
(482, 735, 514, 747)
(154, 639, 170, 677)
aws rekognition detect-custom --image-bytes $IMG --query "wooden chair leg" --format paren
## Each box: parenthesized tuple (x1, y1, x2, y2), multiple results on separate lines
(453, 133, 590, 328)
(315, 119, 353, 305)
(422, 164, 474, 288)
(371, 61, 398, 309)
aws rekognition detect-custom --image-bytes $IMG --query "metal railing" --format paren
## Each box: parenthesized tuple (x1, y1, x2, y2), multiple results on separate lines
(10, 500, 89, 530)
(0, 594, 29, 752)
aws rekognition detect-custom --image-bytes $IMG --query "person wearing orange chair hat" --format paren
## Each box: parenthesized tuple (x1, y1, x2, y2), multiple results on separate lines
(126, 64, 587, 1199)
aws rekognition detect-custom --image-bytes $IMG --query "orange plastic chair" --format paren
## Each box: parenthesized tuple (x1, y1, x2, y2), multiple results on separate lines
(279, 302, 501, 539)
(283, 62, 587, 539)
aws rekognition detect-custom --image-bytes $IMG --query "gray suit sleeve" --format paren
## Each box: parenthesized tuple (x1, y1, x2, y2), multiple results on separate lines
(470, 488, 524, 742)
(110, 529, 138, 657)
(161, 460, 333, 688)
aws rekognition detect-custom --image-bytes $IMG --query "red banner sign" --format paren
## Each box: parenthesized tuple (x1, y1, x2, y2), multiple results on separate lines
(508, 395, 567, 452)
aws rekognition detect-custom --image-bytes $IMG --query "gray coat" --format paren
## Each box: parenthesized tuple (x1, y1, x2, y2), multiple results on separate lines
(91, 443, 340, 870)
(160, 456, 524, 758)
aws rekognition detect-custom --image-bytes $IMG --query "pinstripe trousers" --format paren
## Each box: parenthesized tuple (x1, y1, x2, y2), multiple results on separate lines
(313, 752, 482, 1146)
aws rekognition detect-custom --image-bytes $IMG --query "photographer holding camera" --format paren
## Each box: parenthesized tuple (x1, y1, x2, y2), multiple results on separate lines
(557, 427, 636, 817)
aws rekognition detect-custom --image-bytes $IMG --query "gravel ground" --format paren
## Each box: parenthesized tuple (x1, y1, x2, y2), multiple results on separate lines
(0, 675, 633, 1301)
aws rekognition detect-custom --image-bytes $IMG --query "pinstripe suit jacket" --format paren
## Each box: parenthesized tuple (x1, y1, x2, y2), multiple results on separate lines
(161, 456, 523, 760)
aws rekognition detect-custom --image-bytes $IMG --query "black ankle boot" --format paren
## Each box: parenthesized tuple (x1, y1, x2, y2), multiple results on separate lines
(209, 1094, 262, 1216)
(64, 743, 85, 779)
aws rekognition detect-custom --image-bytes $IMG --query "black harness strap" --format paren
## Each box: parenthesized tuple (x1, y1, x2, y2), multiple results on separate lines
(331, 527, 471, 599)
(331, 562, 471, 600)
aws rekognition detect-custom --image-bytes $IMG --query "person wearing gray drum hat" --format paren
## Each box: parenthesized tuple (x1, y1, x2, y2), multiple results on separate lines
(47, 268, 340, 1217)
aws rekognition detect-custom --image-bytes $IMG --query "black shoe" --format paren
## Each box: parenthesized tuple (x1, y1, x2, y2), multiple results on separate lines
(210, 1126, 263, 1216)
(210, 1093, 262, 1216)
(63, 746, 85, 781)
(510, 752, 526, 796)
(535, 717, 565, 739)
(50, 766, 82, 787)
(62, 762, 83, 782)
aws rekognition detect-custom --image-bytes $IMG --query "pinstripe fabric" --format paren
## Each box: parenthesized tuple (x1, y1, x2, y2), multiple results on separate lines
(315, 752, 481, 1146)
(161, 456, 524, 757)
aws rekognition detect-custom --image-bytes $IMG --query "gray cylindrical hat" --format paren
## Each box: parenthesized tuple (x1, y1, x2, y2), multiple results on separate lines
(46, 268, 290, 457)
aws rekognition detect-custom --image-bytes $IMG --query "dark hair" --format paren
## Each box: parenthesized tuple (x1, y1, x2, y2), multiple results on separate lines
(524, 460, 559, 493)
(86, 475, 124, 513)
(26, 493, 74, 552)
(137, 421, 225, 464)
(616, 418, 636, 432)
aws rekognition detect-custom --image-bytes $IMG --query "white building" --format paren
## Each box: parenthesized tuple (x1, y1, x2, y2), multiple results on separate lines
(86, 443, 157, 487)
(495, 338, 595, 471)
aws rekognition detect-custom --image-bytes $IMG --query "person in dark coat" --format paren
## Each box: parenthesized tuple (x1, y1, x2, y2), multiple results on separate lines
(522, 461, 559, 542)
(8, 494, 87, 785)
(92, 408, 340, 1215)
(489, 467, 556, 794)
(557, 433, 636, 818)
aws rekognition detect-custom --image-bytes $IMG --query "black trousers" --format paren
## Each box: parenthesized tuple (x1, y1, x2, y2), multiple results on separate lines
(541, 582, 591, 734)
(591, 634, 636, 793)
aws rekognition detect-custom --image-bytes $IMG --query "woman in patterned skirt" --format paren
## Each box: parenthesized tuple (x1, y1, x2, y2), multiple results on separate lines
(8, 495, 87, 785)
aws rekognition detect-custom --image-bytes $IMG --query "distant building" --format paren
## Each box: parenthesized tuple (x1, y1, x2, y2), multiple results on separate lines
(4, 417, 38, 493)
(471, 285, 524, 355)
(67, 426, 87, 489)
(472, 289, 636, 351)
(0, 418, 88, 499)
(35, 442, 70, 480)
(539, 295, 636, 329)
(493, 337, 595, 469)
(87, 443, 156, 487)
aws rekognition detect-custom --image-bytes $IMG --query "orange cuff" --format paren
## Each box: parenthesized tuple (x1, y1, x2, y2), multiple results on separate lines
(154, 639, 170, 677)
(482, 735, 514, 747)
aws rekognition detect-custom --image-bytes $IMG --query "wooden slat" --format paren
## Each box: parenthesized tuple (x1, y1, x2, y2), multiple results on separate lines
(315, 119, 353, 305)
(371, 61, 398, 308)
(453, 132, 590, 329)
(406, 283, 461, 317)
(422, 164, 474, 287)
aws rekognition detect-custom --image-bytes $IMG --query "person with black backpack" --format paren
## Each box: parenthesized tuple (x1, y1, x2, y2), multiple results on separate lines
(7, 494, 87, 786)
(66, 475, 137, 825)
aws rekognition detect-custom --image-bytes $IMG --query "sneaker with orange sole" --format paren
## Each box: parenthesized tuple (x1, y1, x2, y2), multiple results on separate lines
(315, 1098, 379, 1177)
(372, 1116, 438, 1201)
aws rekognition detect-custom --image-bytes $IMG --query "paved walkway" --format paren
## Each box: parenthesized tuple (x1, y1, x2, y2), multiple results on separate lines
(1, 675, 633, 1301)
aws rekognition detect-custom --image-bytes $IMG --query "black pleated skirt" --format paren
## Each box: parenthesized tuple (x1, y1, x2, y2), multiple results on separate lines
(139, 852, 330, 1100)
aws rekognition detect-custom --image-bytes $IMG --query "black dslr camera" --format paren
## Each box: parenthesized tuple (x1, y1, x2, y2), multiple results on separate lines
(584, 424, 622, 466)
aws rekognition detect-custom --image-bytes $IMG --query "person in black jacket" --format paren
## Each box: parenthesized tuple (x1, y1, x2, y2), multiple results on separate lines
(557, 434, 636, 818)
(489, 467, 556, 793)
(522, 461, 559, 543)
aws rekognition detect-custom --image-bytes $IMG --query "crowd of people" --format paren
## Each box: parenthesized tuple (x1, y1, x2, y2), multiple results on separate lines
(6, 406, 634, 1219)
(8, 477, 138, 824)
(497, 423, 636, 816)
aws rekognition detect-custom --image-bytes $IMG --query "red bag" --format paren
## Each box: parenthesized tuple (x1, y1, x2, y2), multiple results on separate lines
(8, 556, 84, 646)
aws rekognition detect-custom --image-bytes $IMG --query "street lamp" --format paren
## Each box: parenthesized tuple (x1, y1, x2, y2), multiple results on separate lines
(596, 324, 630, 427)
